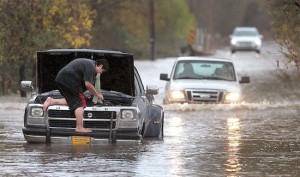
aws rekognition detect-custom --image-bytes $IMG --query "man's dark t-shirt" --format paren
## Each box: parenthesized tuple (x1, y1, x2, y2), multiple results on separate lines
(55, 58, 96, 93)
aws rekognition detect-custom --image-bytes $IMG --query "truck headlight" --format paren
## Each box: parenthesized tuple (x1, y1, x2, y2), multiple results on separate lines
(121, 110, 136, 120)
(168, 90, 185, 100)
(167, 90, 186, 102)
(30, 107, 44, 117)
(27, 106, 45, 126)
(225, 93, 240, 102)
(255, 39, 262, 46)
(231, 39, 237, 45)
(120, 109, 137, 128)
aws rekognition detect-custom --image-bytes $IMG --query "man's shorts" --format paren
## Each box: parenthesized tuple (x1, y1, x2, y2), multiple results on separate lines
(56, 83, 86, 111)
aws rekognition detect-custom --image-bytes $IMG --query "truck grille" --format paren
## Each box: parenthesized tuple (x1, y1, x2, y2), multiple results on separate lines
(186, 90, 223, 103)
(48, 109, 75, 118)
(237, 41, 254, 47)
(48, 110, 117, 129)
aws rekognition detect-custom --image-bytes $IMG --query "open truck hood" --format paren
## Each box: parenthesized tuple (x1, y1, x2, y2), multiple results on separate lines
(36, 49, 135, 96)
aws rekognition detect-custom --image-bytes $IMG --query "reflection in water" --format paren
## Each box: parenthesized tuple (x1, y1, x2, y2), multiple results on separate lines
(163, 101, 300, 112)
(225, 117, 242, 177)
(18, 143, 144, 176)
(169, 116, 183, 176)
(168, 116, 183, 137)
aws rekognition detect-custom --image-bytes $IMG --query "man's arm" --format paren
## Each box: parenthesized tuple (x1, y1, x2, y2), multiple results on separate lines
(85, 81, 104, 101)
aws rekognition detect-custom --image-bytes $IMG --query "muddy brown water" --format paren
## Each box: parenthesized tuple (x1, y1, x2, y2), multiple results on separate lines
(1, 42, 300, 176)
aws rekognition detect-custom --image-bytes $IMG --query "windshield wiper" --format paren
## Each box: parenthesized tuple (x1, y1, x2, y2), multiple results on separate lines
(199, 76, 233, 81)
(203, 76, 224, 80)
(175, 76, 197, 79)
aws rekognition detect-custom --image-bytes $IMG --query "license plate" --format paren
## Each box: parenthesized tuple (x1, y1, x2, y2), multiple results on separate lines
(71, 136, 91, 145)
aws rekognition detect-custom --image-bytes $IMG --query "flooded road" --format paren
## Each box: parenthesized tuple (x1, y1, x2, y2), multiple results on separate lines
(1, 42, 300, 176)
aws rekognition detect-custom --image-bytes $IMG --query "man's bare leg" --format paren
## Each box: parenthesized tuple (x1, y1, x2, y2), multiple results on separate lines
(74, 107, 92, 133)
(43, 97, 67, 111)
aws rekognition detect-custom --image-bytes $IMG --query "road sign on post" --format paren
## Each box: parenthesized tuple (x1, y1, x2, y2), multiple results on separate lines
(188, 29, 196, 45)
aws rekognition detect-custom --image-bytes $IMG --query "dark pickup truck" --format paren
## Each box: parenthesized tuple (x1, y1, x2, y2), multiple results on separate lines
(21, 49, 164, 144)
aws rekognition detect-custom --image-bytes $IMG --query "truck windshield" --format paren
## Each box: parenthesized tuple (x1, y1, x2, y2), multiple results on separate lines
(174, 60, 236, 81)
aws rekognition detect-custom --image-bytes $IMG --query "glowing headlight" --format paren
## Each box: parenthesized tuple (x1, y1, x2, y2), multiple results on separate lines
(121, 110, 135, 120)
(255, 39, 261, 46)
(225, 93, 240, 102)
(169, 91, 185, 99)
(30, 107, 44, 117)
(231, 39, 237, 45)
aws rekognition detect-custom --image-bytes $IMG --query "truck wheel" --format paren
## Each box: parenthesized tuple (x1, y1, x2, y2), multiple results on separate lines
(111, 130, 117, 143)
(141, 123, 146, 137)
(160, 115, 164, 137)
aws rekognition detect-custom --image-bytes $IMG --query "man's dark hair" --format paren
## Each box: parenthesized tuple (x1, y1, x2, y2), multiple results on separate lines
(96, 59, 109, 71)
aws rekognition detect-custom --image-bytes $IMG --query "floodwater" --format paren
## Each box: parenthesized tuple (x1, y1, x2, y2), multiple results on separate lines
(1, 42, 300, 176)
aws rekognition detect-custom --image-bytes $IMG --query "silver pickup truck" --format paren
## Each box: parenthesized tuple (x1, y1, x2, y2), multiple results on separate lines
(21, 49, 164, 144)
(160, 56, 250, 104)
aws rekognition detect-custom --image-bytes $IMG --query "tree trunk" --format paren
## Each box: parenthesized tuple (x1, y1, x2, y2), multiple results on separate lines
(19, 63, 26, 97)
(0, 64, 6, 95)
(1, 76, 4, 95)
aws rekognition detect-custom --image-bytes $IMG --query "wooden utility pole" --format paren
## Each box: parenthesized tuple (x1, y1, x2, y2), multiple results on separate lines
(148, 0, 155, 61)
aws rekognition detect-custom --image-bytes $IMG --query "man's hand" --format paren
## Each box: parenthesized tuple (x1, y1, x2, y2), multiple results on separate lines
(84, 94, 92, 100)
(97, 93, 104, 101)
(85, 81, 104, 103)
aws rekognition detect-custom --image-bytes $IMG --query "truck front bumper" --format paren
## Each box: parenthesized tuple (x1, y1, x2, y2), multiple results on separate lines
(22, 128, 142, 144)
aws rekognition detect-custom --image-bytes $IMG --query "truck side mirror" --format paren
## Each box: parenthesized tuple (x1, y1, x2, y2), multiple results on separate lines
(160, 73, 170, 81)
(239, 76, 250, 84)
(20, 81, 34, 92)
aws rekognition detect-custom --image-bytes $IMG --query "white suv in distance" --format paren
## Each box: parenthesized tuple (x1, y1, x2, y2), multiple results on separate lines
(230, 27, 263, 54)
(160, 56, 250, 104)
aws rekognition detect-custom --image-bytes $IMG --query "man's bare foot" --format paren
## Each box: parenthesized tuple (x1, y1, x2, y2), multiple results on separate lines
(43, 97, 52, 111)
(75, 127, 92, 133)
